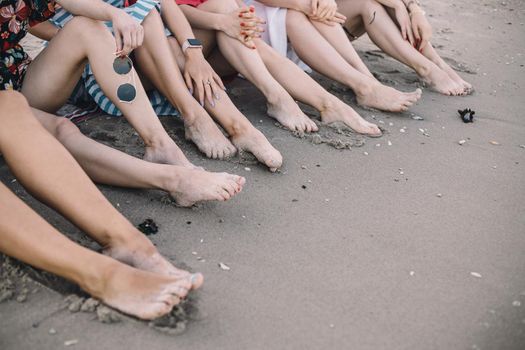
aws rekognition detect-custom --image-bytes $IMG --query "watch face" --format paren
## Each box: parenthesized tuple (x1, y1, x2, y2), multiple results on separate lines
(188, 39, 202, 46)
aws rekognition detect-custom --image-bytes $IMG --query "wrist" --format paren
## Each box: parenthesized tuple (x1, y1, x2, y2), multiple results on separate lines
(184, 47, 204, 59)
(108, 7, 124, 22)
(215, 14, 228, 32)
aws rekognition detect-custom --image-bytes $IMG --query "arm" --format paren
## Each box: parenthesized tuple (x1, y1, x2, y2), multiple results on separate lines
(159, 0, 225, 105)
(178, 4, 264, 48)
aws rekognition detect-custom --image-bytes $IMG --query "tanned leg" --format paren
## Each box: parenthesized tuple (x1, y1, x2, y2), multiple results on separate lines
(32, 109, 245, 207)
(21, 16, 195, 167)
(0, 91, 199, 318)
(286, 9, 421, 112)
(336, 0, 465, 95)
(134, 9, 237, 160)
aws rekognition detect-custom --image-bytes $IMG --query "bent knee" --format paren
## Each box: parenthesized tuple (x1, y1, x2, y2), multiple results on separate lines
(205, 0, 239, 14)
(63, 16, 108, 37)
(53, 117, 81, 142)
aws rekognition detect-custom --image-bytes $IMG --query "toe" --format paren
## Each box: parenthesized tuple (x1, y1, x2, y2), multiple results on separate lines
(189, 273, 204, 289)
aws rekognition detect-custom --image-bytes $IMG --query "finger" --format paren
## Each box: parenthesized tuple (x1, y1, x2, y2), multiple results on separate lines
(114, 29, 123, 53)
(130, 30, 137, 51)
(204, 80, 214, 106)
(196, 79, 205, 106)
(212, 74, 225, 95)
(122, 30, 132, 56)
(401, 25, 407, 41)
(334, 12, 347, 21)
(406, 25, 415, 46)
(412, 23, 421, 43)
(184, 72, 193, 93)
(311, 0, 318, 15)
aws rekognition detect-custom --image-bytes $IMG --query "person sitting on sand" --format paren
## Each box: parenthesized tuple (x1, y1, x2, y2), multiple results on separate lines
(170, 0, 383, 136)
(0, 90, 203, 320)
(37, 0, 283, 171)
(335, 0, 472, 95)
(242, 0, 422, 113)
(0, 0, 245, 206)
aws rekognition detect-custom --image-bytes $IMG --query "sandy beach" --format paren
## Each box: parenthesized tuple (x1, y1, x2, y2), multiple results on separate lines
(1, 0, 524, 349)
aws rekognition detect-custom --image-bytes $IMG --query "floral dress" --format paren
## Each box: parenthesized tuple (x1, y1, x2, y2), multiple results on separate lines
(0, 0, 55, 90)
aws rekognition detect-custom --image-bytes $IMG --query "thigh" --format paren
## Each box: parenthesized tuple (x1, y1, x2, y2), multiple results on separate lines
(20, 19, 97, 113)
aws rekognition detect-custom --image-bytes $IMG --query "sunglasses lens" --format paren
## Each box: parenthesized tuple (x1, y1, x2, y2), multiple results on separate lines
(113, 57, 132, 75)
(117, 83, 136, 102)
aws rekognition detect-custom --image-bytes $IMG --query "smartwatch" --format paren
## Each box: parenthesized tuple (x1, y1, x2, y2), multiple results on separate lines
(182, 38, 203, 53)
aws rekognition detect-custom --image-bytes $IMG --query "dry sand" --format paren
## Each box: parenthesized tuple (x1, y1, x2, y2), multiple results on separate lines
(1, 0, 525, 349)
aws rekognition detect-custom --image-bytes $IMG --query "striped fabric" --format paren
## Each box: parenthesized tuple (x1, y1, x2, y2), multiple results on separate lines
(51, 0, 179, 117)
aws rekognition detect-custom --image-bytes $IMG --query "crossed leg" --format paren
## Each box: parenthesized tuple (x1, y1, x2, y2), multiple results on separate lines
(134, 9, 282, 171)
(285, 10, 422, 112)
(21, 16, 194, 167)
(0, 91, 202, 320)
(336, 0, 471, 95)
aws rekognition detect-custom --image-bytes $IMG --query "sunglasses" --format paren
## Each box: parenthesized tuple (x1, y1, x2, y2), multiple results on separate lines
(113, 56, 136, 104)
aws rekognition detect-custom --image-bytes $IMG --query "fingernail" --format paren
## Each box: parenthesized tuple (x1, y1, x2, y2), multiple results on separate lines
(223, 87, 228, 91)
(211, 101, 215, 108)
(189, 88, 193, 94)
(250, 7, 255, 12)
(240, 22, 245, 27)
(200, 101, 204, 107)
(215, 93, 220, 100)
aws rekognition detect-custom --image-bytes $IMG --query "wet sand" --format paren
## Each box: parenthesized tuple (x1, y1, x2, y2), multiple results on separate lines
(1, 0, 525, 349)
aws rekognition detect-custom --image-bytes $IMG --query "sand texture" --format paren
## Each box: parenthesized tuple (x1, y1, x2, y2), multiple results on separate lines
(1, 0, 525, 349)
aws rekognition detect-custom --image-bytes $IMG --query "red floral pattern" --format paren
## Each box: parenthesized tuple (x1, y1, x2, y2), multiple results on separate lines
(0, 0, 55, 90)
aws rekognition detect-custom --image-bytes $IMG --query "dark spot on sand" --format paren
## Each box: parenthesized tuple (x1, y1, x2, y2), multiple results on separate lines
(301, 185, 307, 189)
(186, 221, 192, 225)
(137, 219, 159, 236)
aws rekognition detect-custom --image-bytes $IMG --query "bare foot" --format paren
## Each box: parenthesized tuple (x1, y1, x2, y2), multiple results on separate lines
(355, 81, 422, 112)
(419, 64, 465, 96)
(92, 261, 195, 320)
(143, 141, 196, 168)
(267, 96, 318, 133)
(321, 98, 382, 137)
(439, 64, 473, 94)
(231, 126, 283, 172)
(167, 167, 246, 207)
(184, 111, 237, 159)
(104, 238, 203, 290)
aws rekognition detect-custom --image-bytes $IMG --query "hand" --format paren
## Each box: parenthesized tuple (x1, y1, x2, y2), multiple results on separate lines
(410, 10, 432, 51)
(110, 9, 144, 56)
(309, 11, 346, 26)
(220, 6, 265, 49)
(183, 49, 226, 107)
(310, 0, 338, 22)
(394, 4, 415, 47)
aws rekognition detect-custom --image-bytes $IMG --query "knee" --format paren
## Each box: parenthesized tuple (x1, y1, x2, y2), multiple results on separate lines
(286, 9, 307, 23)
(209, 0, 239, 14)
(63, 16, 108, 38)
(0, 91, 31, 121)
(53, 117, 81, 143)
(361, 0, 381, 13)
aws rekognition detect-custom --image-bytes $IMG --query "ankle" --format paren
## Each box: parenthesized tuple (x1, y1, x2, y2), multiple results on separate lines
(77, 256, 119, 299)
